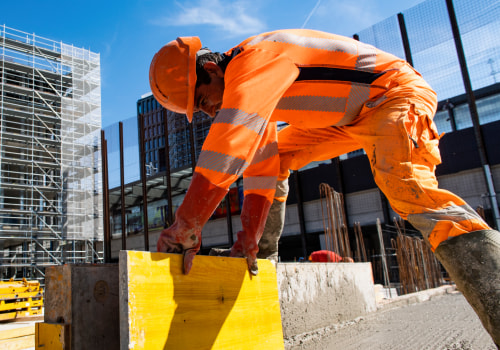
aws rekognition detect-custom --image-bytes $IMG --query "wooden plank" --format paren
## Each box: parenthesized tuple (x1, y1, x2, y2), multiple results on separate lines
(120, 251, 284, 350)
(0, 334, 35, 350)
(0, 325, 34, 341)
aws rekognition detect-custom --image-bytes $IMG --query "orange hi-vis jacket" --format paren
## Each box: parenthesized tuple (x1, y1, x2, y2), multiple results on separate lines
(196, 29, 432, 202)
(194, 29, 490, 249)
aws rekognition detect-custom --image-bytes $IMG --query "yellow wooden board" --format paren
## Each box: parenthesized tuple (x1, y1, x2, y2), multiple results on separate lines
(35, 322, 70, 350)
(119, 251, 284, 350)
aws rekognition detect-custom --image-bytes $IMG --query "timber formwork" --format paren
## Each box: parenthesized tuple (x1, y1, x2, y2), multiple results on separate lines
(0, 25, 103, 284)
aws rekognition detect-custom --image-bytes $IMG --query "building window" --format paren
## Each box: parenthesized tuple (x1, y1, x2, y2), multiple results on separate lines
(454, 104, 473, 130)
(434, 109, 453, 134)
(477, 94, 500, 125)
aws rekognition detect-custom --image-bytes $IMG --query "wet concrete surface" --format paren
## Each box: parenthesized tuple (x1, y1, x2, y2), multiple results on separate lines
(285, 287, 497, 350)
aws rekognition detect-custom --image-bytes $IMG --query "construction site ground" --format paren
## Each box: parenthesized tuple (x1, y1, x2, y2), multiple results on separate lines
(1, 286, 497, 349)
(286, 286, 497, 350)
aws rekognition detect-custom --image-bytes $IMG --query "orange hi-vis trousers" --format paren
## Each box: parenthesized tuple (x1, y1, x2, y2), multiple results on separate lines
(277, 93, 491, 251)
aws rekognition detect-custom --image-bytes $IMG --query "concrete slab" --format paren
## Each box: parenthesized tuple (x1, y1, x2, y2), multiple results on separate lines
(277, 262, 376, 338)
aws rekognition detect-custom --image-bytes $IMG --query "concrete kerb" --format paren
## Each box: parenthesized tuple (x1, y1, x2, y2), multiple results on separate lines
(376, 284, 457, 312)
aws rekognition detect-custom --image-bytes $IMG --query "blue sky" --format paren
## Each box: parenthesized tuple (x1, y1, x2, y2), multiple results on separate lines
(1, 0, 424, 127)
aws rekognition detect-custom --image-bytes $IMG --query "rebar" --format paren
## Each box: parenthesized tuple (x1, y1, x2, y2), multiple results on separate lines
(319, 183, 352, 259)
(392, 217, 444, 295)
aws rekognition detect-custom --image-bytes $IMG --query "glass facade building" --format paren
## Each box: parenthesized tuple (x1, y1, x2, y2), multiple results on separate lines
(137, 93, 212, 175)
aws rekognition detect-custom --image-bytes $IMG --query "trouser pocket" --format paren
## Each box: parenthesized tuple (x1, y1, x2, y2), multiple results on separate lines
(406, 102, 442, 167)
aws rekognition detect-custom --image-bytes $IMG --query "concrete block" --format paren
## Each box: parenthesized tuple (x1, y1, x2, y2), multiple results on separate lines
(44, 264, 119, 350)
(277, 262, 376, 338)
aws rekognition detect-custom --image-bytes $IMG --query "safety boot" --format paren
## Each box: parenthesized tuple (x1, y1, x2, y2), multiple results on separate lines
(434, 229, 500, 347)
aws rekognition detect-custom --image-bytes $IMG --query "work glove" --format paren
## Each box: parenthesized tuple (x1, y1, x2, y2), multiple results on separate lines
(157, 172, 227, 274)
(230, 194, 272, 275)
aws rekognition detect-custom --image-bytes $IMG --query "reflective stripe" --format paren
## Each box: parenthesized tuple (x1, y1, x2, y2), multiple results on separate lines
(407, 204, 485, 240)
(247, 32, 379, 72)
(214, 108, 267, 135)
(247, 32, 357, 55)
(197, 150, 247, 176)
(276, 95, 347, 113)
(250, 141, 278, 165)
(355, 42, 377, 72)
(340, 83, 371, 125)
(244, 176, 278, 191)
(336, 42, 376, 125)
(249, 33, 379, 122)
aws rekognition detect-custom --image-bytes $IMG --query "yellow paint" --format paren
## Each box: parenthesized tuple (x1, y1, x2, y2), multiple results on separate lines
(121, 251, 284, 350)
(0, 278, 41, 297)
(0, 308, 42, 321)
(0, 298, 43, 312)
(0, 291, 42, 300)
(0, 279, 43, 321)
(35, 323, 69, 350)
(0, 278, 41, 296)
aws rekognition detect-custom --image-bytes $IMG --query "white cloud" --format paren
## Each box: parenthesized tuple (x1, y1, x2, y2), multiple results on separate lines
(151, 0, 265, 37)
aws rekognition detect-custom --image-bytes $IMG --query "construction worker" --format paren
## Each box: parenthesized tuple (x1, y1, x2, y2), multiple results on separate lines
(150, 30, 499, 345)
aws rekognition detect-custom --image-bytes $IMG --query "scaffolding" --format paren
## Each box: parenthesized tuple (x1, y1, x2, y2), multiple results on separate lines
(0, 25, 103, 284)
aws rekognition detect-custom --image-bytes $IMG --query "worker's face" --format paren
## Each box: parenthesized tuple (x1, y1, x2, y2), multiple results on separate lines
(194, 62, 225, 117)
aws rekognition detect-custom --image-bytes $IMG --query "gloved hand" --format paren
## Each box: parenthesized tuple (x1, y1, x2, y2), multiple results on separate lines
(230, 194, 272, 275)
(157, 172, 227, 274)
